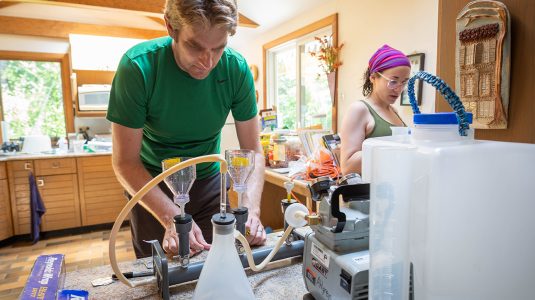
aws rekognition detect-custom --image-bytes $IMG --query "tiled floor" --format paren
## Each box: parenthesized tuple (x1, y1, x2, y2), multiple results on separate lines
(0, 226, 135, 300)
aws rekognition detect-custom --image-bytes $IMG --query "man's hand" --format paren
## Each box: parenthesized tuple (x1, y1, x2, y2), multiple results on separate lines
(162, 220, 211, 256)
(245, 214, 267, 245)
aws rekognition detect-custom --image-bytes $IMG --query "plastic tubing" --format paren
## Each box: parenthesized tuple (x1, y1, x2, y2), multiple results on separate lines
(234, 209, 308, 272)
(108, 154, 228, 287)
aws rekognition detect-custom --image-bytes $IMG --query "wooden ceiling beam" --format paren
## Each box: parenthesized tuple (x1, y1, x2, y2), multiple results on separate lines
(238, 13, 259, 28)
(48, 0, 165, 14)
(3, 0, 259, 28)
(0, 2, 19, 9)
(0, 15, 167, 39)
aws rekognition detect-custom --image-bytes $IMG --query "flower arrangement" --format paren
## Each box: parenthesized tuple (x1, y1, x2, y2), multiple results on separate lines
(309, 34, 344, 75)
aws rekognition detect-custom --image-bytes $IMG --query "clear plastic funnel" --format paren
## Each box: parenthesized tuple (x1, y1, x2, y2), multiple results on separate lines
(225, 149, 255, 208)
(162, 157, 196, 218)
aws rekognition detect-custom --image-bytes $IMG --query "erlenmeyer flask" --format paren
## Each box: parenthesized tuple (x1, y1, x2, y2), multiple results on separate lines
(162, 157, 196, 216)
(193, 215, 255, 300)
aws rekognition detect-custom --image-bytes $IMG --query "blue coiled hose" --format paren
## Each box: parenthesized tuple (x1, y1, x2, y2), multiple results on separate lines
(407, 71, 470, 136)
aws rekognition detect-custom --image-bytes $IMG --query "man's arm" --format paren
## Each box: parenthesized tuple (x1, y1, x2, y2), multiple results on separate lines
(234, 115, 266, 245)
(111, 123, 210, 254)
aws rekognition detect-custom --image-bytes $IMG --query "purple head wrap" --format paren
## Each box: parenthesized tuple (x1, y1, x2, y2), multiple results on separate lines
(368, 44, 411, 74)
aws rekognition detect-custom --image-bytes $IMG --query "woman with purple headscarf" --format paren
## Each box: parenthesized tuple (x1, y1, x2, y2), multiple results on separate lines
(339, 44, 411, 175)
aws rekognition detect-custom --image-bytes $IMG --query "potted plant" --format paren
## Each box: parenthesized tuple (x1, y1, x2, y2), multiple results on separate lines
(309, 34, 344, 104)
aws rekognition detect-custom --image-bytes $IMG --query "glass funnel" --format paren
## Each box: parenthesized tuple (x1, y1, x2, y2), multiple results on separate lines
(162, 157, 196, 218)
(225, 149, 255, 208)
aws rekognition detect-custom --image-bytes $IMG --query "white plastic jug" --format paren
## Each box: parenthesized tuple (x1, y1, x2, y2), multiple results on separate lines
(363, 72, 535, 300)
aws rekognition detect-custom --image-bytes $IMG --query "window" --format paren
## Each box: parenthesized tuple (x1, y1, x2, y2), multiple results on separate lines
(0, 51, 74, 142)
(263, 14, 338, 132)
(0, 60, 65, 139)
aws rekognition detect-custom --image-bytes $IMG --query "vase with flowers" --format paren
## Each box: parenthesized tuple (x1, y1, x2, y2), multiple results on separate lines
(309, 34, 344, 104)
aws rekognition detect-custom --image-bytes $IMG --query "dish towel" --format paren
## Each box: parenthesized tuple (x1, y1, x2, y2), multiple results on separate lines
(29, 172, 46, 244)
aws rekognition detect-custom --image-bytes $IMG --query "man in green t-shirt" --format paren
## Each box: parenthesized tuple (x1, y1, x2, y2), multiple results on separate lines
(106, 0, 266, 258)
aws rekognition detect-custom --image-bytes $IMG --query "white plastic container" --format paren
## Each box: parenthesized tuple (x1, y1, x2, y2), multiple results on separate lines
(22, 135, 52, 153)
(193, 217, 254, 300)
(363, 112, 535, 300)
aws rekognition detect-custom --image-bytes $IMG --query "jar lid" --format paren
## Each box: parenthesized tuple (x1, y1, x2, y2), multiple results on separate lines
(413, 112, 473, 125)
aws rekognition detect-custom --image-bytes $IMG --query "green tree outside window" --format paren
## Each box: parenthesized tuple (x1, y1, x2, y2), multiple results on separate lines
(0, 60, 66, 140)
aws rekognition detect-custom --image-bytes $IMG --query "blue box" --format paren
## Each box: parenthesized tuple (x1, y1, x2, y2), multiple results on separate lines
(57, 290, 89, 300)
(20, 254, 65, 300)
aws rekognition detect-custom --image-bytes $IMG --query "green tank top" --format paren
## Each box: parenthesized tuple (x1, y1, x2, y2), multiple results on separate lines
(361, 100, 406, 138)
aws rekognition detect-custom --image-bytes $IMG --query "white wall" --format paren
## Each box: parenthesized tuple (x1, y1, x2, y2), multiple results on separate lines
(230, 0, 439, 129)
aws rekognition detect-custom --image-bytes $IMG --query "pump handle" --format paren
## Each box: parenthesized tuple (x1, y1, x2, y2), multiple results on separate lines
(330, 184, 370, 233)
(407, 71, 471, 136)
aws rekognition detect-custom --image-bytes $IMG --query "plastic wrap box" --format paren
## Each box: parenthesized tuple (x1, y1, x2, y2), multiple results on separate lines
(56, 290, 88, 299)
(20, 254, 65, 300)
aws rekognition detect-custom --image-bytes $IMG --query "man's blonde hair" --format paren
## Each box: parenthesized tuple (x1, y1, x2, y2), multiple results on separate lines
(165, 0, 238, 36)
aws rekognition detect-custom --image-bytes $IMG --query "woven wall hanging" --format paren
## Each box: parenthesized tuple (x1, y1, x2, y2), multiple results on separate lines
(456, 0, 511, 129)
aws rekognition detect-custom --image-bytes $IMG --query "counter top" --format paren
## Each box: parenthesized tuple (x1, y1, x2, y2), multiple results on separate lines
(64, 233, 308, 299)
(0, 151, 111, 161)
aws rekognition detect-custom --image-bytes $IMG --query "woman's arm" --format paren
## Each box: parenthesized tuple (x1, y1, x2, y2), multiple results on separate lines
(339, 102, 370, 175)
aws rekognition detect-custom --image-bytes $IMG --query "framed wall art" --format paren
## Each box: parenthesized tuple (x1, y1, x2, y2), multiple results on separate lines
(400, 53, 425, 106)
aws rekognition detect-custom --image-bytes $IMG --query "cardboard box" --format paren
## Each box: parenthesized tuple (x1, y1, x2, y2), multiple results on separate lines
(20, 254, 65, 300)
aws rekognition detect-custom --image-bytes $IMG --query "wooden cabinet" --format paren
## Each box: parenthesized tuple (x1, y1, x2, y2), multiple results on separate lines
(35, 158, 81, 231)
(7, 160, 34, 235)
(5, 154, 124, 235)
(0, 162, 13, 240)
(77, 156, 125, 226)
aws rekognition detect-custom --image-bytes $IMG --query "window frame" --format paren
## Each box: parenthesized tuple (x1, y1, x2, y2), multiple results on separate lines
(0, 50, 75, 141)
(263, 14, 339, 132)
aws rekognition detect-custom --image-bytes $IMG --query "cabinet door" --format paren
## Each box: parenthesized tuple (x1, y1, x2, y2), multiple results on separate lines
(0, 177, 13, 241)
(37, 174, 81, 231)
(7, 160, 34, 235)
(77, 156, 126, 225)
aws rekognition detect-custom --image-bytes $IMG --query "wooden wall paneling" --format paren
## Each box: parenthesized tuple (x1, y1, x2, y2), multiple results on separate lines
(437, 0, 535, 143)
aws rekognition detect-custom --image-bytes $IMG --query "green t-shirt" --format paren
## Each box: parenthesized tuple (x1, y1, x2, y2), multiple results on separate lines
(107, 37, 257, 179)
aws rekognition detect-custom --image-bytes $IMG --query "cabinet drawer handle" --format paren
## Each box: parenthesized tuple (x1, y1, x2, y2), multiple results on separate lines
(37, 179, 44, 187)
(24, 162, 32, 170)
(52, 162, 60, 168)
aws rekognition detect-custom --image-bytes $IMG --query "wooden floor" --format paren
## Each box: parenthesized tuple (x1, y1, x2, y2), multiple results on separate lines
(0, 226, 135, 300)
